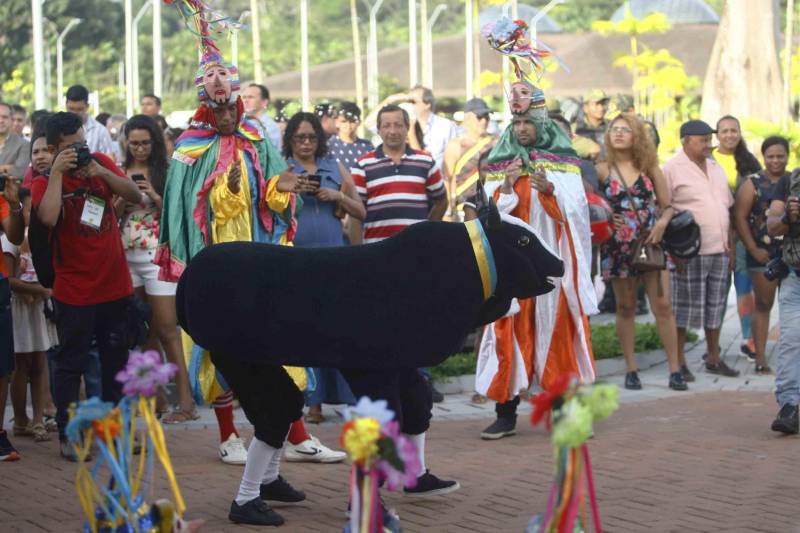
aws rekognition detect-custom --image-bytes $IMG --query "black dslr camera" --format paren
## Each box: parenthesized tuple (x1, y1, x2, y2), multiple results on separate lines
(765, 249, 790, 282)
(67, 142, 94, 168)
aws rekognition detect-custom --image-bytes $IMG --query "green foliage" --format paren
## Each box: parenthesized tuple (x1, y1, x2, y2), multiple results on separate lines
(431, 324, 699, 378)
(744, 118, 800, 169)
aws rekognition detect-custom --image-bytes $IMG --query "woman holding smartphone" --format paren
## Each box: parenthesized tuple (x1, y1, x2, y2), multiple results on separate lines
(117, 114, 198, 423)
(282, 112, 365, 426)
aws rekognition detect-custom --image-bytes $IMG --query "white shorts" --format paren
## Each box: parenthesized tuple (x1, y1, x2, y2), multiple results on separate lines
(126, 249, 177, 296)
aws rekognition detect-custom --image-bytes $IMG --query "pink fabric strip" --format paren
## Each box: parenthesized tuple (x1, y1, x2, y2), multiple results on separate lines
(539, 480, 559, 532)
(582, 444, 602, 533)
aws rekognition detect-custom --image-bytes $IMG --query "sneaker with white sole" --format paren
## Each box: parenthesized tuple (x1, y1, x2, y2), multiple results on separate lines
(283, 435, 346, 463)
(219, 434, 248, 465)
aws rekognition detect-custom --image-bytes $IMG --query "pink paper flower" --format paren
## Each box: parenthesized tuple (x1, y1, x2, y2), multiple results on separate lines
(115, 350, 177, 397)
(376, 420, 420, 491)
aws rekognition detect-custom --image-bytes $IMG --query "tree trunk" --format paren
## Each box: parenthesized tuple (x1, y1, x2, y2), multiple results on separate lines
(701, 0, 784, 124)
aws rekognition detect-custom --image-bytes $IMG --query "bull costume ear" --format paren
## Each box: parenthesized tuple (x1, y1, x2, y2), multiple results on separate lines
(476, 180, 501, 231)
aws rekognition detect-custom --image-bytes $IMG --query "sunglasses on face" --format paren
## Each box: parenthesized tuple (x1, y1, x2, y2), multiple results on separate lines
(292, 134, 318, 144)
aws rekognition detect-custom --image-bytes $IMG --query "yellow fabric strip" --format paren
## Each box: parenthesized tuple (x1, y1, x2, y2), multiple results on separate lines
(466, 220, 493, 300)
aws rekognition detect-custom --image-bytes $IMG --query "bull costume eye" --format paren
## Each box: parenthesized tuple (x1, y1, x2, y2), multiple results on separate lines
(518, 235, 530, 246)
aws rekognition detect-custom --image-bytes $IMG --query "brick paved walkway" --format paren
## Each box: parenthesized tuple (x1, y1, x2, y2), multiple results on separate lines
(3, 391, 798, 533)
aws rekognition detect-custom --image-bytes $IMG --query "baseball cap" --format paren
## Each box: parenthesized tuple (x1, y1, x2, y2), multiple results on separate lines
(679, 119, 716, 137)
(582, 89, 609, 104)
(463, 98, 491, 117)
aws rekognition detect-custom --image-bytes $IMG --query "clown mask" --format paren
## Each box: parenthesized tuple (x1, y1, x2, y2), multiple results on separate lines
(203, 64, 233, 106)
(509, 82, 534, 115)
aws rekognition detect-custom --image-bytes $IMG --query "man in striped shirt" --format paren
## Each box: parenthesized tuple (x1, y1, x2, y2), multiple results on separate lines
(345, 104, 459, 499)
(351, 104, 448, 243)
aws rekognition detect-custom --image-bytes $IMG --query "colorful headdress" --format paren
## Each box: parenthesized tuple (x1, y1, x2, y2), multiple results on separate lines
(165, 0, 243, 107)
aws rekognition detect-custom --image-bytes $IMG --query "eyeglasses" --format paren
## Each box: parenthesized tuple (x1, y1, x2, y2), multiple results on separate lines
(292, 134, 318, 144)
(129, 140, 152, 149)
(610, 126, 632, 135)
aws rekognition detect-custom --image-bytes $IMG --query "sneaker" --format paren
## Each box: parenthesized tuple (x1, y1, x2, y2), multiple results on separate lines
(771, 404, 799, 435)
(260, 475, 306, 502)
(680, 364, 695, 383)
(403, 470, 460, 498)
(480, 416, 516, 440)
(668, 372, 688, 391)
(284, 435, 346, 463)
(219, 434, 248, 465)
(705, 360, 740, 377)
(229, 498, 284, 526)
(624, 371, 642, 390)
(0, 431, 20, 462)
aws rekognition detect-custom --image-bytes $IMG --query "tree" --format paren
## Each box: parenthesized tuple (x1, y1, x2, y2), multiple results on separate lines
(701, 0, 784, 124)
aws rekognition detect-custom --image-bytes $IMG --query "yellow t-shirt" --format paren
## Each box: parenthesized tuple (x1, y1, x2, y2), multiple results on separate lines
(712, 149, 737, 191)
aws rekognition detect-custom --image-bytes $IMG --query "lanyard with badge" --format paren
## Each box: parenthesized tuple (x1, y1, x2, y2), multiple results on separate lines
(67, 187, 105, 230)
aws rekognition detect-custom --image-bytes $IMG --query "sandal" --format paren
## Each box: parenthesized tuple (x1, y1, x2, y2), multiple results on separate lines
(44, 416, 58, 433)
(162, 407, 201, 424)
(304, 407, 325, 424)
(470, 393, 488, 405)
(13, 423, 33, 437)
(30, 423, 51, 442)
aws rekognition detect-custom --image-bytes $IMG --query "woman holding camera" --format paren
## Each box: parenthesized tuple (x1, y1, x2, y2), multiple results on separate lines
(733, 136, 789, 374)
(282, 112, 365, 425)
(117, 115, 198, 423)
(597, 113, 687, 391)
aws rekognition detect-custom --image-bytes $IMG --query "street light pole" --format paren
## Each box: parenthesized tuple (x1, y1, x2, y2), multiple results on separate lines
(32, 0, 47, 109)
(350, 0, 365, 115)
(152, 0, 162, 97)
(125, 0, 134, 116)
(465, 0, 473, 99)
(409, 0, 418, 86)
(57, 18, 82, 108)
(529, 0, 565, 44)
(250, 0, 262, 82)
(362, 0, 385, 110)
(133, 0, 153, 110)
(300, 0, 310, 111)
(425, 4, 447, 89)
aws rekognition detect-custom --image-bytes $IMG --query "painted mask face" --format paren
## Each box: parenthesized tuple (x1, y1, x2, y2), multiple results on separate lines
(510, 82, 533, 114)
(203, 64, 232, 106)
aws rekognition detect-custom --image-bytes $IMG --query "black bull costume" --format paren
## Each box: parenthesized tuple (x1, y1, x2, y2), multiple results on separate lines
(176, 206, 564, 370)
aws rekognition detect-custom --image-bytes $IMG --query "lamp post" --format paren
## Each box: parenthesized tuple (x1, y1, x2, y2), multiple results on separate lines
(124, 0, 134, 116)
(362, 0, 385, 110)
(425, 4, 447, 89)
(300, 0, 310, 111)
(409, 0, 418, 86)
(32, 0, 47, 109)
(465, 0, 473, 99)
(231, 11, 251, 67)
(350, 0, 365, 116)
(250, 0, 262, 82)
(152, 0, 162, 97)
(529, 0, 565, 44)
(56, 18, 82, 108)
(132, 0, 153, 110)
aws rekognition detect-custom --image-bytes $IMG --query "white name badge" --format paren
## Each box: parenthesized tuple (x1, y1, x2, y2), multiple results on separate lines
(80, 195, 106, 230)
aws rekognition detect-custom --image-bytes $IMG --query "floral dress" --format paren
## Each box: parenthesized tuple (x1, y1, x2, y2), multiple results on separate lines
(600, 173, 657, 280)
(121, 194, 160, 253)
(745, 171, 787, 268)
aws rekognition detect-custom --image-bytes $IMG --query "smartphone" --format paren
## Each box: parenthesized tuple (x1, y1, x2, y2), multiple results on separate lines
(131, 174, 146, 183)
(306, 174, 322, 186)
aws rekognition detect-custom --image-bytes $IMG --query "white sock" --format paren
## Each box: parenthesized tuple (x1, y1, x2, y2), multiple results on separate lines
(262, 446, 283, 485)
(235, 438, 279, 506)
(405, 432, 426, 477)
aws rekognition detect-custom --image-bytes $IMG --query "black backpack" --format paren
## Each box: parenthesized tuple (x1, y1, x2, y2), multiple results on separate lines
(29, 187, 86, 289)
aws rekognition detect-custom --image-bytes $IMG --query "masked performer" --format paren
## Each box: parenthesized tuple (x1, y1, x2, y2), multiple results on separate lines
(475, 18, 598, 440)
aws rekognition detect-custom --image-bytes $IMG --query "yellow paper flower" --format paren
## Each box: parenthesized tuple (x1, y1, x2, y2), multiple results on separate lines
(342, 418, 381, 464)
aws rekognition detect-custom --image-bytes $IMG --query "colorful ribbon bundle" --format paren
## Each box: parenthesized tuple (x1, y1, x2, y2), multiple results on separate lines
(66, 351, 187, 533)
(480, 16, 565, 84)
(528, 375, 619, 533)
(340, 397, 420, 533)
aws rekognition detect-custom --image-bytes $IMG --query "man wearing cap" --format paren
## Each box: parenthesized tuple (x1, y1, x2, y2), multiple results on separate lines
(664, 120, 739, 381)
(575, 89, 610, 156)
(443, 98, 496, 220)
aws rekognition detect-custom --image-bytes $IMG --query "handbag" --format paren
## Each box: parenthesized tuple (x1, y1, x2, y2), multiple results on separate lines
(613, 165, 666, 272)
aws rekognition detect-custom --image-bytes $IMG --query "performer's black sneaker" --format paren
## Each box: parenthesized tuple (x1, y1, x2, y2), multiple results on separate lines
(771, 404, 799, 435)
(680, 364, 695, 383)
(403, 470, 460, 497)
(624, 371, 642, 390)
(668, 372, 688, 391)
(480, 416, 516, 440)
(229, 498, 284, 526)
(260, 475, 306, 502)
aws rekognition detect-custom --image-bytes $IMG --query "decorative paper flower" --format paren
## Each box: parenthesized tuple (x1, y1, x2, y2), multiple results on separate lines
(65, 397, 114, 443)
(343, 396, 395, 426)
(531, 373, 574, 430)
(481, 17, 523, 41)
(92, 408, 122, 440)
(583, 384, 619, 422)
(116, 350, 177, 398)
(376, 421, 420, 491)
(341, 418, 381, 465)
(552, 399, 593, 448)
